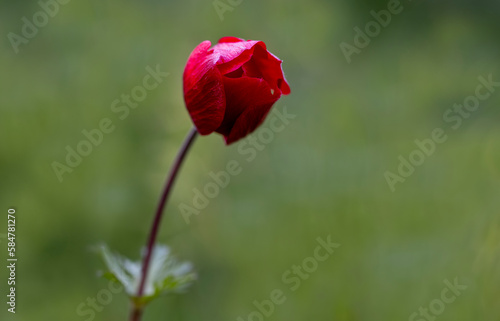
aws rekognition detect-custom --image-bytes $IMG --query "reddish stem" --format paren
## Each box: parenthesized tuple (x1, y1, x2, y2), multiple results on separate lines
(130, 127, 198, 321)
(129, 306, 143, 321)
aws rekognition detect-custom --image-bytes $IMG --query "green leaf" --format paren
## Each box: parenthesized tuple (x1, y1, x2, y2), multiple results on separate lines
(97, 244, 196, 306)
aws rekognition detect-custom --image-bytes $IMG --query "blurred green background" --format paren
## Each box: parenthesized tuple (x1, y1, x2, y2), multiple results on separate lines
(1, 0, 500, 320)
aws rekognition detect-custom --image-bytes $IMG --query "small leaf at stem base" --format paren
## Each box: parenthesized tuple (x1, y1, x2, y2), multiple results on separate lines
(97, 244, 196, 307)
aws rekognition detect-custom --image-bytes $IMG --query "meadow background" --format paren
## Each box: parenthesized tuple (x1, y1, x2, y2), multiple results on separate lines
(1, 0, 500, 320)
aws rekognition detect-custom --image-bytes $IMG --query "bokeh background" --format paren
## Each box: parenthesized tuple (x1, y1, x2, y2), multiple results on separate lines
(1, 0, 500, 320)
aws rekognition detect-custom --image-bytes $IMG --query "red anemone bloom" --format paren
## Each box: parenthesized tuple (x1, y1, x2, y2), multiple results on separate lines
(183, 37, 291, 144)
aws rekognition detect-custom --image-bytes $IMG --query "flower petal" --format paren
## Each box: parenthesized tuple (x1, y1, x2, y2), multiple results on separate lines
(251, 46, 291, 95)
(214, 39, 267, 75)
(215, 76, 281, 144)
(218, 36, 245, 43)
(183, 41, 225, 135)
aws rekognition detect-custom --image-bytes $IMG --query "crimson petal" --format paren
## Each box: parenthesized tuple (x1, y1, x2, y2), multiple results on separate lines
(216, 76, 281, 144)
(214, 40, 267, 75)
(183, 41, 226, 135)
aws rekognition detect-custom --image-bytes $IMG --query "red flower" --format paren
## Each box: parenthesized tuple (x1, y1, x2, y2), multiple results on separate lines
(183, 37, 291, 144)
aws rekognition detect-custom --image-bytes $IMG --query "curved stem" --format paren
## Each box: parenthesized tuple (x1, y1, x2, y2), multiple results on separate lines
(129, 307, 143, 321)
(130, 127, 198, 321)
